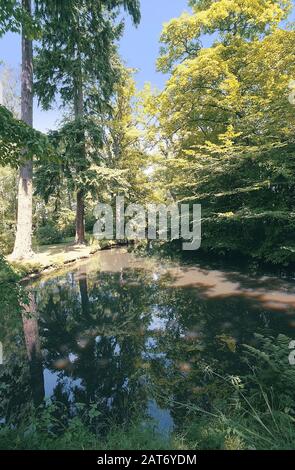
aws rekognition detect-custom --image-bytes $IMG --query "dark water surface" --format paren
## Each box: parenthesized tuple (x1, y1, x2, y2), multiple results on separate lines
(1, 249, 295, 435)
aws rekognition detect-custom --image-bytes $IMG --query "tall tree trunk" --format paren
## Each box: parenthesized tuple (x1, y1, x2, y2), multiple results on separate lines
(22, 292, 45, 407)
(12, 0, 34, 260)
(68, 191, 73, 210)
(76, 189, 85, 244)
(74, 67, 86, 245)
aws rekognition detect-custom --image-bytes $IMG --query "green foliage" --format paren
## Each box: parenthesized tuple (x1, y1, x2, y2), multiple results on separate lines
(170, 334, 295, 450)
(34, 67, 151, 231)
(162, 142, 295, 264)
(0, 0, 40, 37)
(152, 0, 295, 265)
(243, 334, 295, 409)
(0, 167, 16, 254)
(158, 0, 292, 72)
(101, 67, 154, 204)
(35, 220, 63, 245)
(0, 230, 15, 255)
(34, 1, 140, 112)
(33, 2, 141, 244)
(181, 408, 295, 450)
(0, 105, 52, 167)
(0, 407, 169, 450)
(56, 208, 76, 238)
(0, 254, 23, 320)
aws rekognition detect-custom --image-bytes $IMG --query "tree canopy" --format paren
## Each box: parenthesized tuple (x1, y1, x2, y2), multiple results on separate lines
(0, 104, 50, 166)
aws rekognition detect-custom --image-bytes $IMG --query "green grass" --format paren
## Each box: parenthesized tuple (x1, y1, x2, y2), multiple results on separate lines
(2, 391, 295, 451)
(2, 410, 295, 450)
(0, 419, 172, 451)
(177, 407, 295, 450)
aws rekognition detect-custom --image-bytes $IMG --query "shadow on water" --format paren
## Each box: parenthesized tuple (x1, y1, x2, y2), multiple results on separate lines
(1, 248, 295, 435)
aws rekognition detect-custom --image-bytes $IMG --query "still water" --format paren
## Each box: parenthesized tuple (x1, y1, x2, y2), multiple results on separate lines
(1, 249, 295, 435)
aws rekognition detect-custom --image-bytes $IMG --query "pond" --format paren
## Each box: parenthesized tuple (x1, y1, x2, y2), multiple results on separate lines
(1, 248, 295, 437)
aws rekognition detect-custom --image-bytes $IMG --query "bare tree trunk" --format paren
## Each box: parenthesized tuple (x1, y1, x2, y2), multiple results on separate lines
(76, 189, 85, 244)
(12, 0, 34, 260)
(74, 64, 86, 245)
(68, 191, 73, 210)
(22, 293, 45, 407)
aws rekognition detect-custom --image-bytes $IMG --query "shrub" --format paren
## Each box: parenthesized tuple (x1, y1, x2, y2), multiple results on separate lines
(35, 221, 63, 245)
(56, 209, 76, 238)
(85, 211, 96, 233)
(0, 227, 15, 255)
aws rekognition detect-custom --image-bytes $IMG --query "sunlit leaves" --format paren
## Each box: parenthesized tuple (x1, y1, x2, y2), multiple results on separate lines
(158, 0, 292, 72)
(153, 0, 295, 263)
(158, 27, 295, 150)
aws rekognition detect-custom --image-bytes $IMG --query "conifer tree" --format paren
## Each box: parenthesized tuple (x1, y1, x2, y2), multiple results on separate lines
(34, 0, 141, 244)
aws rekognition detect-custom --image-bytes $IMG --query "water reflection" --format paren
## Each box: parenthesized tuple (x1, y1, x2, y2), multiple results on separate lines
(22, 293, 45, 406)
(1, 249, 295, 434)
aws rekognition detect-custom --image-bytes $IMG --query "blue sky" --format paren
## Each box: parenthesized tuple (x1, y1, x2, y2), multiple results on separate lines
(0, 0, 294, 132)
(120, 0, 190, 89)
(0, 0, 190, 132)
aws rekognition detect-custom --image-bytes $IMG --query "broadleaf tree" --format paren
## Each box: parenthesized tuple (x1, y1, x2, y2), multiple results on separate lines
(152, 0, 295, 263)
(0, 0, 42, 259)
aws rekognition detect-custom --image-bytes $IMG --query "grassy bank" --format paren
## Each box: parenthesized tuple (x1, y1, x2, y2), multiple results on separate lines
(1, 400, 295, 450)
(4, 238, 119, 281)
(0, 420, 172, 451)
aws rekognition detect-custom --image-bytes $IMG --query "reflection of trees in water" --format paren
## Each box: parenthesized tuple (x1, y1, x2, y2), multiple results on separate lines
(0, 353, 32, 425)
(147, 286, 294, 431)
(0, 292, 44, 424)
(1, 262, 293, 433)
(22, 293, 45, 407)
(34, 269, 157, 430)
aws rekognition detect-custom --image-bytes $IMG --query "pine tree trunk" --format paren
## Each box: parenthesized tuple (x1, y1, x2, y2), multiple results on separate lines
(12, 0, 34, 260)
(76, 189, 85, 244)
(74, 66, 86, 245)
